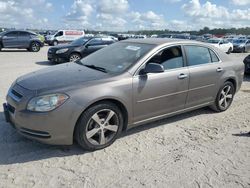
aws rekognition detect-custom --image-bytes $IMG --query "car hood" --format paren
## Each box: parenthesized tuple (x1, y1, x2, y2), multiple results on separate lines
(16, 63, 110, 91)
(49, 44, 79, 50)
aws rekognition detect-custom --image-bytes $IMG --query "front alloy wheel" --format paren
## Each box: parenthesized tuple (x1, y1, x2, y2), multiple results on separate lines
(69, 53, 81, 62)
(75, 102, 123, 150)
(86, 109, 119, 145)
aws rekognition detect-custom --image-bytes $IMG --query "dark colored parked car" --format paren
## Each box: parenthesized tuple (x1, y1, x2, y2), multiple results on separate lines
(243, 54, 250, 74)
(232, 39, 250, 53)
(48, 37, 116, 63)
(0, 30, 44, 52)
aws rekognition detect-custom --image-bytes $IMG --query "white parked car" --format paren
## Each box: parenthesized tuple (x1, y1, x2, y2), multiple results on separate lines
(207, 38, 233, 54)
(45, 30, 85, 46)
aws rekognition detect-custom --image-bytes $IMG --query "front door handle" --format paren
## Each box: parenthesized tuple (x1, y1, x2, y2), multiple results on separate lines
(217, 67, 223, 72)
(178, 73, 188, 79)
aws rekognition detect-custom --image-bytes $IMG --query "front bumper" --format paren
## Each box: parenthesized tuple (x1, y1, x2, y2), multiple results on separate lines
(244, 62, 250, 74)
(47, 52, 69, 63)
(233, 46, 244, 52)
(3, 84, 82, 145)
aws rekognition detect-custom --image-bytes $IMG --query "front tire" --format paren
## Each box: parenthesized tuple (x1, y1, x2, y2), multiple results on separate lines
(29, 42, 40, 52)
(242, 47, 246, 53)
(69, 53, 81, 62)
(210, 81, 235, 112)
(75, 102, 124, 151)
(53, 40, 58, 46)
(227, 47, 232, 54)
(0, 43, 2, 51)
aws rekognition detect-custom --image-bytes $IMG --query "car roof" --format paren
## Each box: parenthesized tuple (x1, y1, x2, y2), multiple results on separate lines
(121, 38, 206, 46)
(4, 30, 36, 34)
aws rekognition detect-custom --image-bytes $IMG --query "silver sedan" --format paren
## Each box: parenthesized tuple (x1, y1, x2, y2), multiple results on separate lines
(3, 39, 244, 150)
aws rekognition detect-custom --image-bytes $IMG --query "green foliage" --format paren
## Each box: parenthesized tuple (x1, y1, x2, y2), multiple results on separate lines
(85, 27, 250, 36)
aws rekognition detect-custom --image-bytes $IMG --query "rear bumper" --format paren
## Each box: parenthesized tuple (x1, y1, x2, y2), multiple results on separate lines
(233, 47, 244, 52)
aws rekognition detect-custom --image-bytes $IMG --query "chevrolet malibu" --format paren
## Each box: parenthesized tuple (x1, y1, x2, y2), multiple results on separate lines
(3, 39, 244, 150)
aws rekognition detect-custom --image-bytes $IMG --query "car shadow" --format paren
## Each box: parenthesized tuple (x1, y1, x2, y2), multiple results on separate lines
(0, 107, 215, 165)
(0, 49, 29, 52)
(35, 61, 55, 66)
(232, 132, 250, 137)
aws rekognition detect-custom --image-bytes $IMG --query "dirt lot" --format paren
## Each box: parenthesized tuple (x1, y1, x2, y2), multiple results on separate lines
(0, 47, 249, 188)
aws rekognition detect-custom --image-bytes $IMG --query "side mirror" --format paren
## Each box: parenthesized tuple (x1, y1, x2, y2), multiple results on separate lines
(141, 63, 164, 74)
(85, 44, 90, 48)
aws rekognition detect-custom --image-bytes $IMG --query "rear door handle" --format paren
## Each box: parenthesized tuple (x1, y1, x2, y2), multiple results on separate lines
(217, 67, 223, 72)
(178, 73, 188, 79)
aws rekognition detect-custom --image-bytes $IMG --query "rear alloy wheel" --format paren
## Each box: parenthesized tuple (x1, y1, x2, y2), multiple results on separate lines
(30, 42, 40, 52)
(75, 102, 123, 151)
(69, 53, 81, 62)
(210, 81, 235, 112)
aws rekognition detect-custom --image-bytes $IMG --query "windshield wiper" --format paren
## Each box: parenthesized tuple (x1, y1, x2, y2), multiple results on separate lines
(83, 64, 107, 73)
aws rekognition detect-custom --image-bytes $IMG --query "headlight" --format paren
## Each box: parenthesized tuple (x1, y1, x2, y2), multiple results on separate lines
(239, 44, 244, 48)
(27, 94, 69, 112)
(56, 48, 68, 54)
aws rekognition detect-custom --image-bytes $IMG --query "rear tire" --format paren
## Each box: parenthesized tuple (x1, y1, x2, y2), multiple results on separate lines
(75, 102, 124, 151)
(210, 81, 235, 112)
(0, 43, 2, 51)
(29, 42, 40, 52)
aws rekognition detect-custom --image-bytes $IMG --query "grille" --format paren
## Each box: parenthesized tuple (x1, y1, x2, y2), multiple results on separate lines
(7, 104, 15, 114)
(9, 89, 23, 102)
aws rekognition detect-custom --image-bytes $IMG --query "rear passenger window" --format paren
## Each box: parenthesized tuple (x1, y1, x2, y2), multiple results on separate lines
(19, 31, 30, 38)
(5, 31, 18, 37)
(88, 38, 103, 46)
(184, 46, 211, 66)
(147, 46, 184, 70)
(102, 39, 114, 45)
(209, 49, 220, 62)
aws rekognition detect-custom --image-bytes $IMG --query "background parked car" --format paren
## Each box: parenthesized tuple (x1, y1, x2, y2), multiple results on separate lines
(232, 39, 250, 53)
(0, 30, 44, 52)
(243, 54, 250, 74)
(48, 36, 116, 63)
(45, 30, 85, 46)
(207, 38, 233, 54)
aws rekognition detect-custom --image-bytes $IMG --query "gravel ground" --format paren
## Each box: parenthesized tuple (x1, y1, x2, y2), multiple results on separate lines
(0, 47, 249, 188)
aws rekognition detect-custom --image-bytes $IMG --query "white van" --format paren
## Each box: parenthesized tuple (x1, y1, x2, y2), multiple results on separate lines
(45, 30, 85, 46)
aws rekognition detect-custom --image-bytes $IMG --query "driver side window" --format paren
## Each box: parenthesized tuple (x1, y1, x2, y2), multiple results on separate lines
(147, 46, 184, 70)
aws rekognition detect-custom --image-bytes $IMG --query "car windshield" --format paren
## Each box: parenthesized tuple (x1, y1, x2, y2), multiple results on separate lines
(208, 39, 220, 44)
(233, 39, 246, 44)
(79, 42, 155, 74)
(0, 31, 7, 36)
(71, 37, 90, 45)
